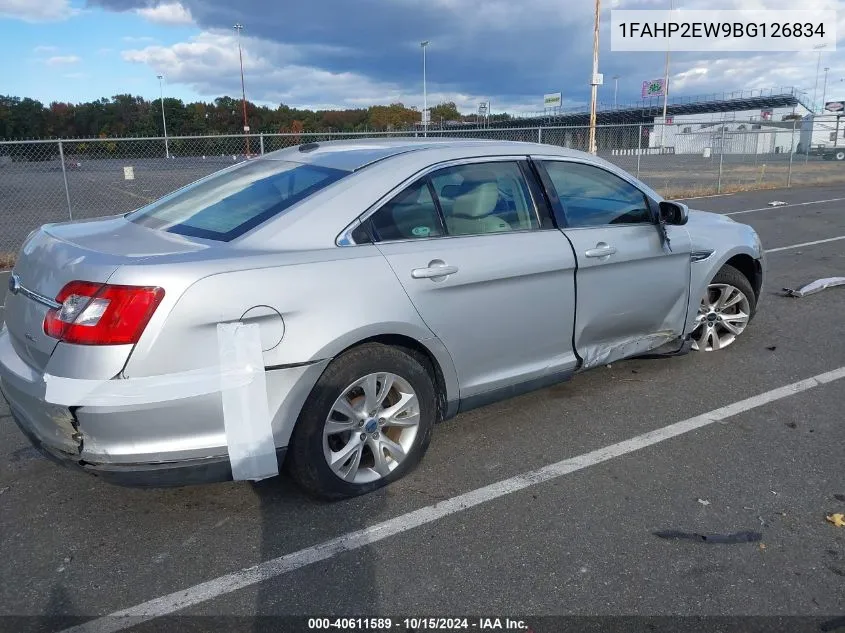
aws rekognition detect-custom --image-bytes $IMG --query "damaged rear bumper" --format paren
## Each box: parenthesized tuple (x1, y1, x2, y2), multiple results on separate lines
(4, 395, 287, 487)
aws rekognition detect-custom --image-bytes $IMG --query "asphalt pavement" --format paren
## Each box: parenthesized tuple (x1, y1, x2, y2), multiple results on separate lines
(0, 184, 843, 632)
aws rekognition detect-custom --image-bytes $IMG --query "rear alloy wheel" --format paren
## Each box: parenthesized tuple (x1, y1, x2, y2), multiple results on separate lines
(287, 343, 436, 499)
(835, 150, 845, 161)
(322, 372, 421, 485)
(691, 265, 756, 352)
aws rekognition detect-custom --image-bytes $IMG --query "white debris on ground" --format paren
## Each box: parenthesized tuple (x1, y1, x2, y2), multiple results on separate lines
(783, 277, 845, 298)
(768, 200, 788, 206)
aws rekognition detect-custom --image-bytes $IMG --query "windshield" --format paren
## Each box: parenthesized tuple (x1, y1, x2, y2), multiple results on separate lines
(127, 159, 348, 242)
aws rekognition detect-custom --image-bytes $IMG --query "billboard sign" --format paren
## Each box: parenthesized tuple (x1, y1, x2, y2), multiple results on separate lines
(478, 102, 489, 116)
(543, 92, 562, 108)
(825, 101, 845, 112)
(642, 79, 665, 98)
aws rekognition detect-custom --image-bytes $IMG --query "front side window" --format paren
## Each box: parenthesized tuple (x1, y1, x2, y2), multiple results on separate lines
(369, 161, 540, 242)
(541, 161, 653, 227)
(128, 159, 348, 241)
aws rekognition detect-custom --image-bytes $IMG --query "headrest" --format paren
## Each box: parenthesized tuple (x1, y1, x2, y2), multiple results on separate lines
(452, 181, 499, 218)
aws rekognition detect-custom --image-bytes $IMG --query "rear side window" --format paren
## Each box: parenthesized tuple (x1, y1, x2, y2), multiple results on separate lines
(370, 179, 444, 241)
(368, 161, 541, 242)
(128, 160, 348, 241)
(542, 161, 653, 227)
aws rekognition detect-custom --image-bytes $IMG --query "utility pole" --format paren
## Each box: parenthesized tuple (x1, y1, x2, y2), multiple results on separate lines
(421, 40, 429, 137)
(157, 74, 169, 158)
(659, 0, 673, 149)
(234, 23, 250, 157)
(588, 0, 601, 154)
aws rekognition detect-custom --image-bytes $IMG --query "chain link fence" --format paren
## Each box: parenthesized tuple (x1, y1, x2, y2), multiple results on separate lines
(3, 120, 844, 262)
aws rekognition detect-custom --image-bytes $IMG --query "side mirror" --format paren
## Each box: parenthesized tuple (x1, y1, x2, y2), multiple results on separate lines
(658, 200, 689, 226)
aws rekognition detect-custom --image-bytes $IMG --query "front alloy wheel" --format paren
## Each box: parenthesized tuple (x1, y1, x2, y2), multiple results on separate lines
(691, 283, 751, 351)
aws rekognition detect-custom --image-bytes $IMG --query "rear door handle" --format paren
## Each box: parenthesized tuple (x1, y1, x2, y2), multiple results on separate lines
(585, 243, 617, 258)
(411, 261, 459, 279)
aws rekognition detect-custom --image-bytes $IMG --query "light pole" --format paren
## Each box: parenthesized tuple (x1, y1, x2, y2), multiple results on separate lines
(234, 23, 250, 156)
(812, 43, 827, 113)
(421, 40, 429, 137)
(157, 74, 169, 158)
(588, 0, 600, 154)
(612, 75, 620, 108)
(822, 67, 830, 112)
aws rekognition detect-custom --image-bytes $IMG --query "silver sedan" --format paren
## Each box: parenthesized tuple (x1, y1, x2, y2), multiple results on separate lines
(0, 139, 765, 498)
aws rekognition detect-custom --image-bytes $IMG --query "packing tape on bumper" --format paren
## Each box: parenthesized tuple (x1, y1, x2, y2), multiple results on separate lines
(217, 322, 278, 482)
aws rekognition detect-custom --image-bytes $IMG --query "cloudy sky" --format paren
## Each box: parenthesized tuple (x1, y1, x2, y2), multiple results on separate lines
(0, 0, 843, 115)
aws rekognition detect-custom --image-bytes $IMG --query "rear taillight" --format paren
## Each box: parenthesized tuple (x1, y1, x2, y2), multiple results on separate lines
(44, 281, 165, 346)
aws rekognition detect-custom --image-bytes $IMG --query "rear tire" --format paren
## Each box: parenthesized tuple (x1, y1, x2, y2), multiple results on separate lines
(287, 343, 436, 500)
(835, 150, 845, 161)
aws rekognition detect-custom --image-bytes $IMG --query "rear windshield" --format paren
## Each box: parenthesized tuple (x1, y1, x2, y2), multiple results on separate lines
(127, 159, 348, 241)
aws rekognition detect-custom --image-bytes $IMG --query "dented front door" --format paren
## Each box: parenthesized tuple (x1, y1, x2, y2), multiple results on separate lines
(536, 158, 692, 368)
(564, 223, 692, 367)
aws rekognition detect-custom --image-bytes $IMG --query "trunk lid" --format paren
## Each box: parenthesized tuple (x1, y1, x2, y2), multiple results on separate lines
(4, 216, 209, 372)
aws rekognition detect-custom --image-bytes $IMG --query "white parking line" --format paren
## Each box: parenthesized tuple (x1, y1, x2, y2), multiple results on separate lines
(766, 235, 845, 253)
(724, 196, 845, 216)
(62, 365, 845, 633)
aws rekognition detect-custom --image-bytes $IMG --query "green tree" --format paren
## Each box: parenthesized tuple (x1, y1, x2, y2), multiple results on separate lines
(430, 101, 461, 122)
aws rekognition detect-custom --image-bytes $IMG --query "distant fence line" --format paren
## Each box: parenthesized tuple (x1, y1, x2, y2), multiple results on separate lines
(2, 119, 844, 257)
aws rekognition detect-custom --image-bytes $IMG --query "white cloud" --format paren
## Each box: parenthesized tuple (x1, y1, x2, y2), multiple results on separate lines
(121, 30, 539, 113)
(134, 2, 194, 26)
(0, 0, 76, 22)
(33, 45, 59, 54)
(46, 55, 81, 66)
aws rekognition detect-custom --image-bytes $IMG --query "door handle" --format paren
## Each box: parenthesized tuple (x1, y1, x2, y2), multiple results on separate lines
(411, 261, 459, 279)
(585, 243, 617, 258)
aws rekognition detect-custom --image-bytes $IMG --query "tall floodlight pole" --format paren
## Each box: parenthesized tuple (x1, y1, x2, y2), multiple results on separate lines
(613, 75, 620, 108)
(421, 41, 429, 137)
(588, 0, 600, 154)
(822, 66, 830, 111)
(234, 23, 250, 156)
(812, 43, 827, 113)
(659, 0, 673, 148)
(157, 74, 170, 158)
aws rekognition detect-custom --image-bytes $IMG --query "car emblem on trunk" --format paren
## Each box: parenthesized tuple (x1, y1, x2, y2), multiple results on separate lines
(8, 273, 21, 295)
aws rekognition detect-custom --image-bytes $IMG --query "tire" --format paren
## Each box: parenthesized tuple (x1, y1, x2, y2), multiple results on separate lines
(287, 343, 437, 500)
(835, 151, 845, 161)
(691, 264, 757, 352)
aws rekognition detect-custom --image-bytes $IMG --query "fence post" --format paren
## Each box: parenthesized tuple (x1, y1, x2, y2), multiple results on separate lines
(717, 126, 725, 194)
(58, 141, 73, 220)
(787, 119, 796, 188)
(636, 124, 642, 179)
(260, 133, 265, 155)
(538, 127, 542, 144)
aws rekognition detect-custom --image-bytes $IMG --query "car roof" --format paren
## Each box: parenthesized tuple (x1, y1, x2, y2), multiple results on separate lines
(262, 137, 589, 172)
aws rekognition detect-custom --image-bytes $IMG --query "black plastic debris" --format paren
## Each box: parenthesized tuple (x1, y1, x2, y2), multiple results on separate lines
(820, 616, 845, 632)
(653, 530, 763, 544)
